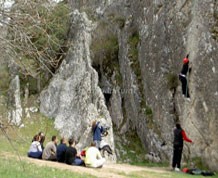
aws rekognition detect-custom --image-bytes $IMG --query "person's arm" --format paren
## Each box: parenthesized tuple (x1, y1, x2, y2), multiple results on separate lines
(188, 62, 192, 73)
(181, 130, 193, 143)
(51, 144, 57, 155)
(100, 125, 105, 133)
(36, 142, 42, 152)
(98, 123, 105, 133)
(75, 148, 81, 157)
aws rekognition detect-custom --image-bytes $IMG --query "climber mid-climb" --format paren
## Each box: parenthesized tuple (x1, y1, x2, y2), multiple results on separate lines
(179, 54, 191, 98)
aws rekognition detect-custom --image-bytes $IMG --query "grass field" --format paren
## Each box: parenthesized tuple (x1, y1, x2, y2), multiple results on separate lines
(0, 112, 59, 156)
(0, 112, 217, 178)
(0, 156, 216, 178)
(0, 157, 95, 178)
(127, 171, 217, 178)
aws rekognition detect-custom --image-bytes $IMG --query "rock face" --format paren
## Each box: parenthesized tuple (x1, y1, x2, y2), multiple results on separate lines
(40, 10, 116, 161)
(64, 0, 218, 170)
(39, 0, 218, 170)
(8, 75, 22, 126)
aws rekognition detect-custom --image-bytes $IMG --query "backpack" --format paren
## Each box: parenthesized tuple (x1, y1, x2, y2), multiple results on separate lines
(187, 169, 215, 176)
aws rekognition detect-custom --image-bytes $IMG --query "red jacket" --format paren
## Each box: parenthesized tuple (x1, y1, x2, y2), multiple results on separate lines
(181, 130, 192, 143)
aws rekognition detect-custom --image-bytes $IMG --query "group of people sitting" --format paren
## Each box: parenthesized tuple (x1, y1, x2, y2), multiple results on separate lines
(27, 132, 106, 168)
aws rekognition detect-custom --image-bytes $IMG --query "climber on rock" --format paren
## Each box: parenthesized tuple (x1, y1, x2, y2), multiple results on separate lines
(92, 120, 105, 149)
(179, 54, 191, 98)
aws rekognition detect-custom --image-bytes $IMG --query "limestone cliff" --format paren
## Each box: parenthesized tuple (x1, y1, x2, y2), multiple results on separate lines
(40, 0, 218, 170)
(40, 10, 116, 161)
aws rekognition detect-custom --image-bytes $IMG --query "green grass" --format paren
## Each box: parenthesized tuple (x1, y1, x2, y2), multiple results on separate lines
(91, 20, 122, 84)
(0, 112, 96, 178)
(166, 72, 179, 90)
(0, 112, 59, 156)
(115, 131, 152, 165)
(0, 113, 217, 178)
(0, 157, 95, 178)
(0, 100, 217, 178)
(127, 170, 217, 178)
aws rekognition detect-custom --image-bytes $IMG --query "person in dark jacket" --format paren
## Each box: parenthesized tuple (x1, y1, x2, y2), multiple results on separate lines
(179, 54, 191, 98)
(172, 123, 193, 171)
(92, 120, 105, 149)
(65, 138, 84, 166)
(56, 137, 67, 163)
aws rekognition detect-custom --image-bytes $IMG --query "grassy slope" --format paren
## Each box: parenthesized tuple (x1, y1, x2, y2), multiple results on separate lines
(0, 112, 59, 156)
(0, 112, 95, 178)
(0, 157, 95, 178)
(0, 112, 217, 178)
(128, 171, 217, 178)
(0, 116, 214, 176)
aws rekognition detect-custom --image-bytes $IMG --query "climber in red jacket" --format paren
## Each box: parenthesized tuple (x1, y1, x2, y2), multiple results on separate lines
(179, 54, 191, 98)
(172, 123, 193, 171)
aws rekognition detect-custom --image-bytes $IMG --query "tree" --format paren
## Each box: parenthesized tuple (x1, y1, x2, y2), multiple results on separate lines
(0, 0, 70, 92)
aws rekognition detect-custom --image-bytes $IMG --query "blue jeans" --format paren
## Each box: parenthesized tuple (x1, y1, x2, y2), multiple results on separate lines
(73, 158, 84, 166)
(28, 151, 42, 159)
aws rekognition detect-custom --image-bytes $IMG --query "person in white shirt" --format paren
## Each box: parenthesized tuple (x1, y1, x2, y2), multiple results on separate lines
(28, 135, 42, 159)
(85, 142, 106, 168)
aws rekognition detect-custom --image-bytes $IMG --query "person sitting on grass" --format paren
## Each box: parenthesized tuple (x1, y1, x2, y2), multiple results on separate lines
(65, 138, 84, 166)
(38, 131, 45, 150)
(28, 135, 42, 159)
(42, 135, 58, 161)
(32, 131, 45, 150)
(56, 137, 67, 163)
(85, 142, 106, 168)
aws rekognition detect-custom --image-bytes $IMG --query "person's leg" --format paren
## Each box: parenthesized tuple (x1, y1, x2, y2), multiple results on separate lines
(186, 84, 190, 98)
(48, 154, 57, 161)
(95, 158, 106, 168)
(180, 76, 187, 96)
(73, 158, 84, 166)
(181, 77, 190, 98)
(177, 146, 183, 169)
(172, 146, 178, 169)
(28, 151, 42, 159)
(102, 145, 113, 155)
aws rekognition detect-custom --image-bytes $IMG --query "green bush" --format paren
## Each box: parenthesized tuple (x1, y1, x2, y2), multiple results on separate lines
(145, 106, 153, 116)
(128, 31, 140, 65)
(166, 73, 178, 90)
(91, 21, 121, 84)
(115, 130, 148, 164)
(114, 16, 126, 29)
(128, 31, 140, 83)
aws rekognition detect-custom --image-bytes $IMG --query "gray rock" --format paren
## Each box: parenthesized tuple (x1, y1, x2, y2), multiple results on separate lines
(40, 10, 116, 161)
(72, 0, 218, 170)
(8, 75, 22, 126)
